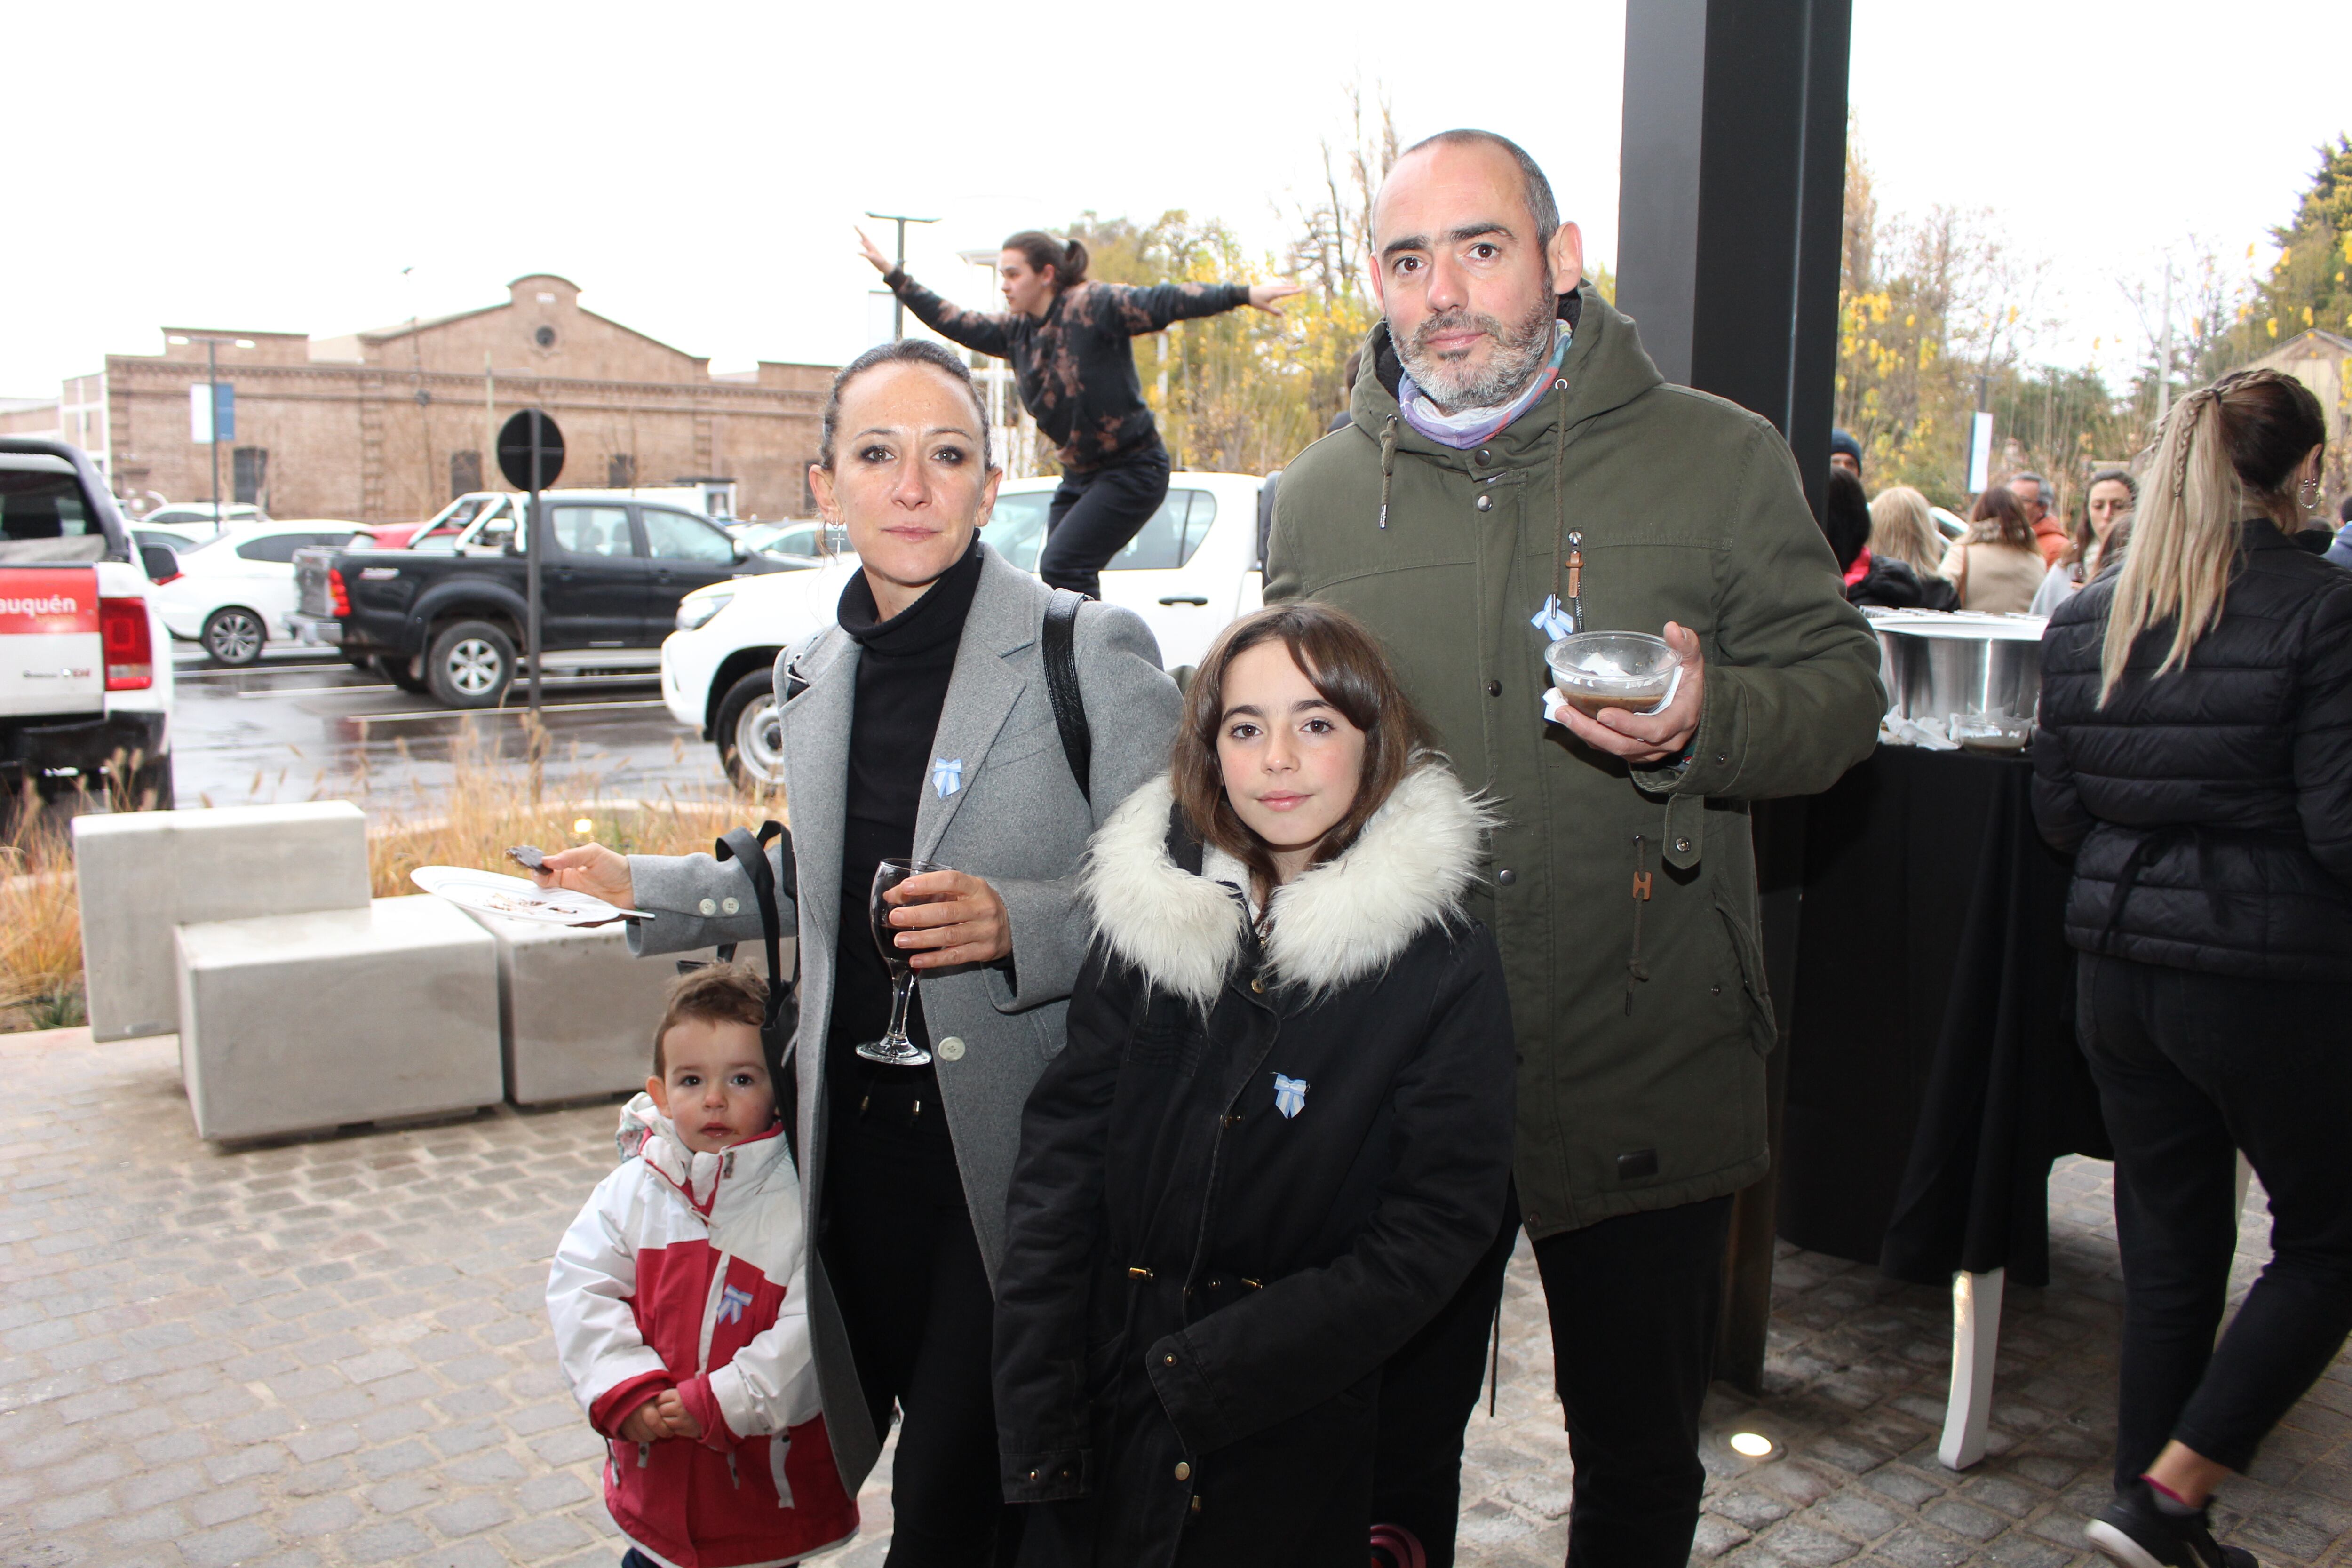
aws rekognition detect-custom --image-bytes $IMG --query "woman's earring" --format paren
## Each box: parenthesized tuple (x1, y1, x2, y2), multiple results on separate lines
(2301, 477, 2323, 512)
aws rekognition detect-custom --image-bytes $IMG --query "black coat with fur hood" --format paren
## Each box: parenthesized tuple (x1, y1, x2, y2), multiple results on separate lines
(994, 764, 1516, 1568)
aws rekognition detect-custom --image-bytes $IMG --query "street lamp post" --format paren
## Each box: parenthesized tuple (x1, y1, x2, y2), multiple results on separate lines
(865, 211, 938, 339)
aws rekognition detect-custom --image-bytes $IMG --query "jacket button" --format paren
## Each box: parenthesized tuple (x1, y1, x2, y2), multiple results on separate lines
(1475, 447, 1492, 465)
(1526, 1210, 1541, 1226)
(1249, 977, 1265, 994)
(721, 896, 740, 915)
(1673, 837, 1691, 854)
(1174, 1461, 1192, 1481)
(699, 898, 717, 915)
(1497, 868, 1516, 886)
(1475, 493, 1493, 512)
(1716, 752, 1728, 765)
(937, 1036, 966, 1061)
(1163, 1353, 1177, 1366)
(1028, 1469, 1040, 1481)
(1486, 680, 1502, 697)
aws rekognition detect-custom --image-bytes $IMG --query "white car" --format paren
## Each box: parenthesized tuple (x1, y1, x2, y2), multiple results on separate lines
(662, 471, 1267, 785)
(134, 502, 267, 545)
(151, 519, 373, 665)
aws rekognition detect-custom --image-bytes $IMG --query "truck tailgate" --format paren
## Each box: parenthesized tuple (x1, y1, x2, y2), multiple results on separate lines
(0, 566, 103, 716)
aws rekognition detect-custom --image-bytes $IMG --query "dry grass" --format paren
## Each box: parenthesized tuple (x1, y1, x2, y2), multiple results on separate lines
(0, 717, 783, 1034)
(0, 796, 85, 1031)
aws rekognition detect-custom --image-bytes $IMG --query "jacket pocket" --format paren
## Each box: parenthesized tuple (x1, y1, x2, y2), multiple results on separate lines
(1715, 899, 1777, 1054)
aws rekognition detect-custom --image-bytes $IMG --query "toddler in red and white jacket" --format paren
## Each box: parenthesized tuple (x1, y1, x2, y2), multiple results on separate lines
(547, 966, 855, 1568)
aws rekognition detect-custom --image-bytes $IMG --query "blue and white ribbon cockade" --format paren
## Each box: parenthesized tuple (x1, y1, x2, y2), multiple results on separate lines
(931, 757, 964, 798)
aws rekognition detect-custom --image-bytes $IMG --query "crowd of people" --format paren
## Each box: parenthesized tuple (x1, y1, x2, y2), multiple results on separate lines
(516, 127, 2347, 1568)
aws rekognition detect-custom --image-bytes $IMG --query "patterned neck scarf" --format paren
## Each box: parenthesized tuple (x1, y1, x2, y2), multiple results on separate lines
(1396, 318, 1572, 450)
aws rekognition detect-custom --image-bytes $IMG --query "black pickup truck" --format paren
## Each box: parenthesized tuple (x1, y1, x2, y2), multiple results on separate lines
(290, 493, 793, 708)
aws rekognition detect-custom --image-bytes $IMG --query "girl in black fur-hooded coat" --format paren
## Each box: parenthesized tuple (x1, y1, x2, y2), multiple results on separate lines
(993, 603, 1518, 1568)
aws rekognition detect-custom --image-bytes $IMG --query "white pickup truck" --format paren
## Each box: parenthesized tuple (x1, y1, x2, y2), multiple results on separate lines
(660, 470, 1269, 786)
(0, 438, 175, 811)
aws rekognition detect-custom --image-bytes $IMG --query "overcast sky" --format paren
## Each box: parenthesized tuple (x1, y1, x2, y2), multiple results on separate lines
(7, 0, 2346, 398)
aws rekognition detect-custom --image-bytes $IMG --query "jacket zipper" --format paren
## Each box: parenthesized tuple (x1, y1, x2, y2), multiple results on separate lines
(1625, 834, 1653, 1015)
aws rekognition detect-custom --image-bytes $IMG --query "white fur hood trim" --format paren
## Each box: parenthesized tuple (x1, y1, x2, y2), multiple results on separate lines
(1083, 764, 1495, 1005)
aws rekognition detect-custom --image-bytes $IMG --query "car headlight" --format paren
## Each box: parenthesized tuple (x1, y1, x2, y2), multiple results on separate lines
(676, 592, 733, 632)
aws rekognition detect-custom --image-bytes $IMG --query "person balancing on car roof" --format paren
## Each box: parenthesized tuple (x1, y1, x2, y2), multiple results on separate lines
(859, 226, 1302, 601)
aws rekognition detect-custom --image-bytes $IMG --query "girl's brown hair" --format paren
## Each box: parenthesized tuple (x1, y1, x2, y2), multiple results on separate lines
(1965, 484, 2035, 550)
(1171, 603, 1431, 906)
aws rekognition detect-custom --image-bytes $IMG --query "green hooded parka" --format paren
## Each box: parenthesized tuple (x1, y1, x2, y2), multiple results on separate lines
(1266, 285, 1883, 1237)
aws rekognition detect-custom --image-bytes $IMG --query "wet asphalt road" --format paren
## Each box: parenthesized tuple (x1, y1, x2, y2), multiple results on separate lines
(166, 645, 731, 809)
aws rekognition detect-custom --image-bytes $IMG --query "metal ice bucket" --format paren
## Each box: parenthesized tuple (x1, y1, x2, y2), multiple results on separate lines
(1871, 613, 2045, 724)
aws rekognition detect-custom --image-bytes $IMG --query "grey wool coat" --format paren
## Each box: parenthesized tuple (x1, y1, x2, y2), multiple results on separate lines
(625, 541, 1182, 1491)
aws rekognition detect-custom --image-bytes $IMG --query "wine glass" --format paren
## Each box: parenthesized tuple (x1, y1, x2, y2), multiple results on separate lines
(857, 858, 945, 1066)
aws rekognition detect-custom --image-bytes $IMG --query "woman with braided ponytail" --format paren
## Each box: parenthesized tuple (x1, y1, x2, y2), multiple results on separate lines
(2033, 368, 2351, 1568)
(861, 227, 1300, 599)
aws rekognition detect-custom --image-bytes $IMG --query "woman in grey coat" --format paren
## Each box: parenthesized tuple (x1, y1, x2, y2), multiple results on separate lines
(538, 339, 1181, 1565)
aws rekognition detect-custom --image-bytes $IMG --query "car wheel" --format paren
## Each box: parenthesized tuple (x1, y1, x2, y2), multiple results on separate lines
(716, 667, 785, 789)
(201, 606, 266, 667)
(425, 620, 516, 709)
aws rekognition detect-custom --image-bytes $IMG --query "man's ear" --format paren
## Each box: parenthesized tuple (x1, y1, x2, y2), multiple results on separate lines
(1548, 220, 1586, 297)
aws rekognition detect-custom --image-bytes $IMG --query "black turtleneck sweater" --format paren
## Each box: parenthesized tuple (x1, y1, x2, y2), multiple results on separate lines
(827, 537, 985, 1141)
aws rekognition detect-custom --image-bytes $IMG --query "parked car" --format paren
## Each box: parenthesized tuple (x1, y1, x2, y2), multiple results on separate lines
(662, 471, 1266, 785)
(136, 502, 267, 547)
(0, 438, 175, 809)
(150, 519, 374, 665)
(288, 495, 795, 708)
(732, 519, 845, 561)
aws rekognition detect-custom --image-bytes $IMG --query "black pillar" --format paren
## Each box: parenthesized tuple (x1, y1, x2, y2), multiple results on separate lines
(1617, 0, 1851, 1395)
(1616, 0, 1851, 521)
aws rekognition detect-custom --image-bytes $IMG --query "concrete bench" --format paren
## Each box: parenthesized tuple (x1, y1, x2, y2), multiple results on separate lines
(76, 802, 372, 1042)
(175, 895, 501, 1141)
(461, 910, 741, 1106)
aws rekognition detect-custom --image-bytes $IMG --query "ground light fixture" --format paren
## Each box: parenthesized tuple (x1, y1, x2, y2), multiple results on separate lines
(1728, 1431, 1776, 1458)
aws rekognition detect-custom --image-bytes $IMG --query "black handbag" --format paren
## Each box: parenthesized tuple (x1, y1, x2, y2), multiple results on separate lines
(686, 820, 801, 1163)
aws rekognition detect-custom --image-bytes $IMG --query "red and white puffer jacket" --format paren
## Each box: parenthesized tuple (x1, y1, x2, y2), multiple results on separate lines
(548, 1095, 858, 1568)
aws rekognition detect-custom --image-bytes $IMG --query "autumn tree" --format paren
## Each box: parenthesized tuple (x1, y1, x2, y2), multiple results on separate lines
(2207, 134, 2352, 369)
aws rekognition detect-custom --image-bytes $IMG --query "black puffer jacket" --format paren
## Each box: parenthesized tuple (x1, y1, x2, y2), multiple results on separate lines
(2033, 521, 2352, 980)
(994, 767, 1515, 1568)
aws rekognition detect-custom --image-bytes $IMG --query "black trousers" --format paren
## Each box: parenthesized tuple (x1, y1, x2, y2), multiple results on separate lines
(1372, 1191, 1521, 1567)
(1040, 446, 1170, 600)
(2078, 952, 2352, 1491)
(1530, 1195, 1734, 1568)
(821, 1105, 1019, 1567)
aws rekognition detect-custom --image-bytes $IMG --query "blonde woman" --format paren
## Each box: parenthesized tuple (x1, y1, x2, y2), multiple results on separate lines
(1937, 486, 2046, 613)
(1866, 485, 1951, 581)
(2032, 369, 2350, 1568)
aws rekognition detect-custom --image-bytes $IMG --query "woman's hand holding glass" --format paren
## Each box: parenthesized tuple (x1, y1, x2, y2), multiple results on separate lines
(884, 870, 1011, 969)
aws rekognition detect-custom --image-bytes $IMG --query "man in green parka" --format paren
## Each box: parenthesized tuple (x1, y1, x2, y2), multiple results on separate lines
(1267, 130, 1883, 1568)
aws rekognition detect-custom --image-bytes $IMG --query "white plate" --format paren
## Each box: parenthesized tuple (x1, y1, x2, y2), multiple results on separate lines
(410, 866, 647, 927)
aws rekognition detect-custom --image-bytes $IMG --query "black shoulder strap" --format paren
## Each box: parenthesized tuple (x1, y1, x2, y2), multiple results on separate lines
(1042, 589, 1093, 805)
(714, 820, 798, 1159)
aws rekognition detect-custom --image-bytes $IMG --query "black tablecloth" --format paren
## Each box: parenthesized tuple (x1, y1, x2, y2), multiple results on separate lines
(1774, 745, 2110, 1286)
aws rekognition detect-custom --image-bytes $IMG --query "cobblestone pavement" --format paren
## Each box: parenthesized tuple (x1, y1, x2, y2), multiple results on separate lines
(3, 1026, 2347, 1568)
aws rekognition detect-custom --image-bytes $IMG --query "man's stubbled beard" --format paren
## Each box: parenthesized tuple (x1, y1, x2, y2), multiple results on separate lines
(1396, 281, 1560, 414)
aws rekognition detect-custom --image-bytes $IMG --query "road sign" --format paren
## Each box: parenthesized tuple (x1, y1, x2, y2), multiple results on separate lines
(496, 410, 564, 720)
(497, 409, 564, 490)
(189, 383, 234, 444)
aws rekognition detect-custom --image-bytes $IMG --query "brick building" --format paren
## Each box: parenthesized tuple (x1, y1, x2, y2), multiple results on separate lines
(17, 275, 834, 524)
